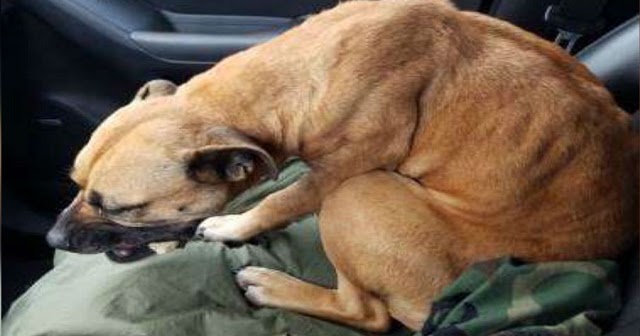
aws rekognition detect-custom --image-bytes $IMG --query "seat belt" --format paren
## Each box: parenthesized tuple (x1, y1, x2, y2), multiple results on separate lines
(544, 0, 608, 53)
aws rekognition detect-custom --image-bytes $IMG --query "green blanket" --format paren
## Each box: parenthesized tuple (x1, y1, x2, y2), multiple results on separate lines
(3, 162, 620, 336)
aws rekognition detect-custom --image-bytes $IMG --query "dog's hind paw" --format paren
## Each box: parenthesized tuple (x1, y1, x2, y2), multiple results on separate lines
(235, 267, 302, 307)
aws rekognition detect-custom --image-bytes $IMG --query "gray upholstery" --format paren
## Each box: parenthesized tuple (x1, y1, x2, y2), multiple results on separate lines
(577, 16, 640, 113)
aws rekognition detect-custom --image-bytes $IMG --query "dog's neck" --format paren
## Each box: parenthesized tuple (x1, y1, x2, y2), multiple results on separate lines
(177, 50, 313, 158)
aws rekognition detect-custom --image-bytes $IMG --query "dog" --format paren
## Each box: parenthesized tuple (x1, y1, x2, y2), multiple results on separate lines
(46, 0, 638, 331)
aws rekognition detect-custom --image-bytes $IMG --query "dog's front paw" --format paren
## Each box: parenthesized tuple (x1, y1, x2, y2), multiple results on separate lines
(196, 214, 256, 242)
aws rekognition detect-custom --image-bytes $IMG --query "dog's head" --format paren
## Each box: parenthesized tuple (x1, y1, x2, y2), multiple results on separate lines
(46, 80, 278, 262)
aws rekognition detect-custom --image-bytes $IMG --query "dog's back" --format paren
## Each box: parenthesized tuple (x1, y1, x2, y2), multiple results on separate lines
(395, 7, 638, 264)
(270, 0, 638, 262)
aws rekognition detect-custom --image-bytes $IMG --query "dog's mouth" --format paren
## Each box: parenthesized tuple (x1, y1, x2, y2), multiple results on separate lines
(105, 240, 189, 263)
(106, 242, 157, 263)
(102, 221, 199, 263)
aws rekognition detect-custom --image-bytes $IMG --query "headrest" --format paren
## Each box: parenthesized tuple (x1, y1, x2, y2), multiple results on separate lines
(577, 16, 639, 112)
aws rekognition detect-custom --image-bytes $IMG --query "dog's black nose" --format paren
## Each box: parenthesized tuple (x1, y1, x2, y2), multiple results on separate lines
(46, 227, 70, 250)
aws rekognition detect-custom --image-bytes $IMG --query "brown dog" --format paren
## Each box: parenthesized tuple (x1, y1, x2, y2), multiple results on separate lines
(47, 0, 638, 332)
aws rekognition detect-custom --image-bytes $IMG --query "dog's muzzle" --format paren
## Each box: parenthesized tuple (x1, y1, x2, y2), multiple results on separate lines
(46, 219, 200, 263)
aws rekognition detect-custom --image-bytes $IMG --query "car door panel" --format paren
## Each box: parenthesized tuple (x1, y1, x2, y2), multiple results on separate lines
(130, 15, 294, 63)
(16, 0, 297, 79)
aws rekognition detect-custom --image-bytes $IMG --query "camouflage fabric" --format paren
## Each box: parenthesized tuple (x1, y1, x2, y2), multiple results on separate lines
(421, 258, 620, 336)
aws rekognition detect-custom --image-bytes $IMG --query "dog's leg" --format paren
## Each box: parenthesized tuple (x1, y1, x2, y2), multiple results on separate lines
(235, 266, 391, 332)
(197, 169, 337, 242)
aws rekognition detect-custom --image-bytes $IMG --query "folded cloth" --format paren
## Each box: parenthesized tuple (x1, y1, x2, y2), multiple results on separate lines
(421, 258, 620, 336)
(3, 160, 620, 336)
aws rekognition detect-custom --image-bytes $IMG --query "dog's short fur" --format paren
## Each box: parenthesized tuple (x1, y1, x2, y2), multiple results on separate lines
(48, 0, 637, 331)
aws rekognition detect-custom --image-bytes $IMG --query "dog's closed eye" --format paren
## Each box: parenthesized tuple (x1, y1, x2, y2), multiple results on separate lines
(86, 190, 148, 216)
(103, 202, 150, 215)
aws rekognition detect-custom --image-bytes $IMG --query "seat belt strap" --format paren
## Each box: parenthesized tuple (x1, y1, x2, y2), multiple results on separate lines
(544, 0, 608, 53)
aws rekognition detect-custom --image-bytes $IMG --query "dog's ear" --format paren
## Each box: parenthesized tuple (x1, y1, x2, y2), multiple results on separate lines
(134, 79, 177, 101)
(186, 128, 278, 183)
(187, 147, 276, 183)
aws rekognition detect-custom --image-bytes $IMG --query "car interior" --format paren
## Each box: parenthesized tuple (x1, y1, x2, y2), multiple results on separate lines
(2, 0, 638, 334)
